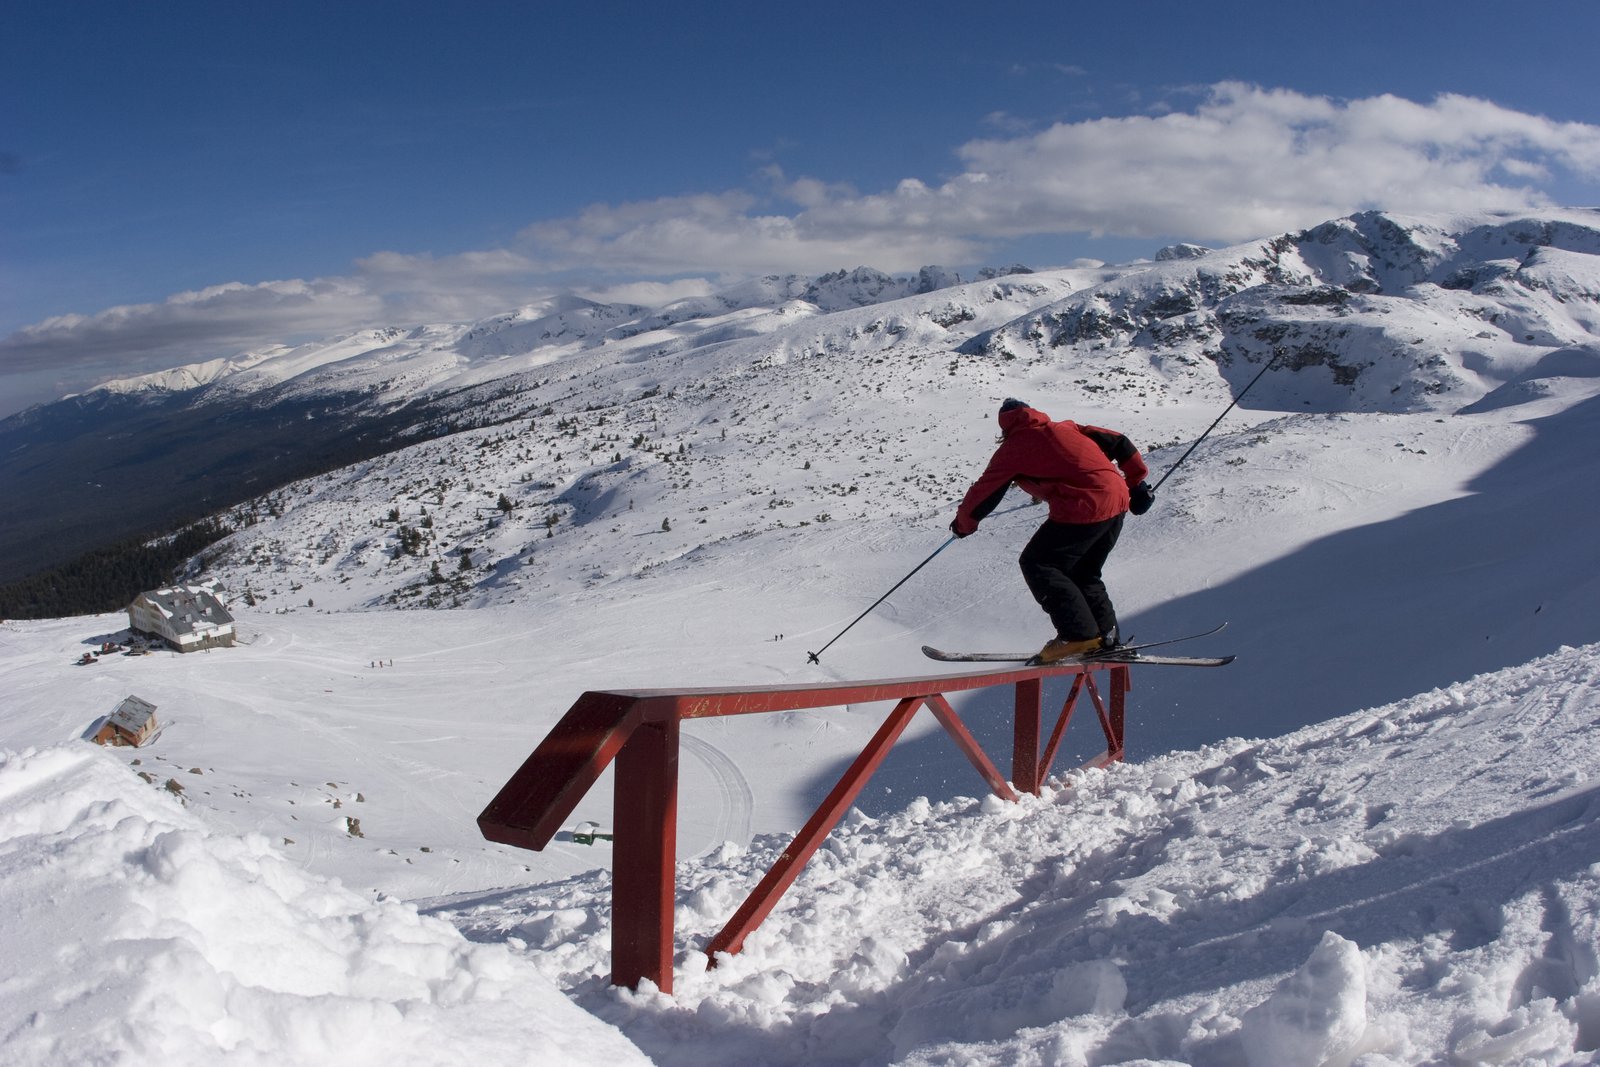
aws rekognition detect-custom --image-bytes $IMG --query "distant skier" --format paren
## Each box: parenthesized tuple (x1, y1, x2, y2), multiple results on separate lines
(950, 398, 1155, 664)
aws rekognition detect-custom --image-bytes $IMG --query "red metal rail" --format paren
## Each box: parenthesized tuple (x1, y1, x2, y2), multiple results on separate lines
(478, 660, 1131, 992)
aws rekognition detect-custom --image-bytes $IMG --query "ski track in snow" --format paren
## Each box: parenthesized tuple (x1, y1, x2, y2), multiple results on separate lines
(680, 732, 756, 857)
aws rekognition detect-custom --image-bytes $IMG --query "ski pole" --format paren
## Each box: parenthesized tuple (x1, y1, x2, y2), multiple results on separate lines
(807, 535, 956, 664)
(1151, 350, 1281, 492)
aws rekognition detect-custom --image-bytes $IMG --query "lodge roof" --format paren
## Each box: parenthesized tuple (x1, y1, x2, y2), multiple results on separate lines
(136, 585, 234, 636)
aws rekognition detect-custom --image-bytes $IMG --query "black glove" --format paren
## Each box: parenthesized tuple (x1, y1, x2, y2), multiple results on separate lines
(950, 516, 977, 538)
(1128, 482, 1155, 516)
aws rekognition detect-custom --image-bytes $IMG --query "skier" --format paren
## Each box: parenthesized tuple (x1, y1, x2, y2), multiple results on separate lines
(950, 398, 1155, 664)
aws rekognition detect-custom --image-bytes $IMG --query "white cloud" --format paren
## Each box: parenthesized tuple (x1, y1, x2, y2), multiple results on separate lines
(577, 278, 718, 307)
(515, 188, 983, 277)
(508, 84, 1600, 273)
(0, 256, 559, 412)
(936, 83, 1600, 242)
(1, 278, 380, 373)
(0, 278, 385, 414)
(352, 249, 551, 323)
(1498, 158, 1551, 180)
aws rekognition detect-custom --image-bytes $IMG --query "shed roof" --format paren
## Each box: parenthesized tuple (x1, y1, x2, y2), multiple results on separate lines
(109, 695, 157, 733)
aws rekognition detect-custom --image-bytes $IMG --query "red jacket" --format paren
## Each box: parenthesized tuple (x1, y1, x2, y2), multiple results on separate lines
(955, 406, 1148, 531)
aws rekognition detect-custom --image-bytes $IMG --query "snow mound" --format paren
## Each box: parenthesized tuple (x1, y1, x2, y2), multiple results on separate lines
(1239, 931, 1369, 1067)
(0, 744, 649, 1067)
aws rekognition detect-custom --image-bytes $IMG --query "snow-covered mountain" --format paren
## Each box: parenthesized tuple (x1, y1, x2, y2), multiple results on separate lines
(7, 208, 1597, 588)
(65, 265, 1069, 411)
(4, 206, 1600, 1065)
(971, 209, 1600, 414)
(40, 209, 1600, 425)
(0, 262, 1101, 583)
(169, 208, 1600, 626)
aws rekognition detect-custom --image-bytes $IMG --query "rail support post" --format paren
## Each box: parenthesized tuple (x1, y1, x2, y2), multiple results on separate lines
(1013, 677, 1043, 795)
(611, 715, 680, 991)
(1108, 665, 1129, 759)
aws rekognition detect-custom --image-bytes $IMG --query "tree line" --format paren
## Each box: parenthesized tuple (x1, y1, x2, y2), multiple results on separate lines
(0, 518, 234, 620)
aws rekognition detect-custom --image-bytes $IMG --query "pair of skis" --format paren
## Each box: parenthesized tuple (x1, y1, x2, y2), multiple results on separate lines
(922, 623, 1233, 667)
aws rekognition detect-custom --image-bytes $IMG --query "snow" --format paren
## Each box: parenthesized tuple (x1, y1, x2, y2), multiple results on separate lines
(0, 745, 650, 1067)
(5, 207, 1600, 1064)
(11, 645, 1600, 1064)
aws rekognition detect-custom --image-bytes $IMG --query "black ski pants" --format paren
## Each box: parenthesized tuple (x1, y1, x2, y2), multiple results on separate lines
(1018, 514, 1124, 641)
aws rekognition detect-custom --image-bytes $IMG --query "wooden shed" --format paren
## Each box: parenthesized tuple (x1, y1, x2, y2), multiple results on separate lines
(94, 695, 159, 748)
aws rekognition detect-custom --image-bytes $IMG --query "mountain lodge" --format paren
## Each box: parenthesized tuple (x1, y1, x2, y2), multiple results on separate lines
(127, 584, 236, 652)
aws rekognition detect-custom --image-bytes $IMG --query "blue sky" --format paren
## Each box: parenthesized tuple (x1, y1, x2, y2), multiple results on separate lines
(3, 0, 1599, 413)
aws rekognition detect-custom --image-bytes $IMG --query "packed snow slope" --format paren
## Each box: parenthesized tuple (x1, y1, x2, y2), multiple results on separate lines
(4, 642, 1599, 1065)
(4, 207, 1600, 1065)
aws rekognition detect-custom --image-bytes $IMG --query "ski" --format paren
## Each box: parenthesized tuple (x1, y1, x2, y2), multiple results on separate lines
(922, 648, 1233, 668)
(921, 622, 1228, 665)
(1083, 652, 1234, 667)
